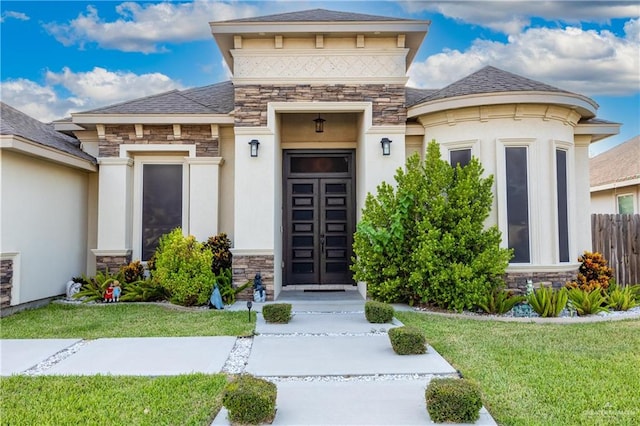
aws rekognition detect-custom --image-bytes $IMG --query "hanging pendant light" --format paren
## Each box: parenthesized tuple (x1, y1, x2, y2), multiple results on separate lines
(313, 114, 326, 133)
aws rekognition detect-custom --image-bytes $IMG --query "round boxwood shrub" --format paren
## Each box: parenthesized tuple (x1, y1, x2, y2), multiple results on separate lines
(262, 303, 292, 323)
(388, 326, 426, 355)
(365, 300, 394, 323)
(426, 378, 482, 423)
(222, 374, 277, 424)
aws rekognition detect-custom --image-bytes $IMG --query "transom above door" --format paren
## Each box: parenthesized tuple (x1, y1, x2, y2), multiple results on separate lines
(284, 151, 355, 286)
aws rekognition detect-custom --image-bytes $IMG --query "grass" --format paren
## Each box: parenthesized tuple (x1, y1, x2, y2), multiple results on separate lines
(396, 311, 640, 426)
(0, 303, 255, 338)
(0, 374, 227, 425)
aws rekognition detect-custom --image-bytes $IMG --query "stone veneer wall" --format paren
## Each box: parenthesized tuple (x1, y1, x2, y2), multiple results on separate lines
(96, 254, 132, 274)
(232, 255, 275, 301)
(504, 269, 578, 294)
(0, 259, 13, 308)
(99, 125, 219, 157)
(234, 84, 406, 127)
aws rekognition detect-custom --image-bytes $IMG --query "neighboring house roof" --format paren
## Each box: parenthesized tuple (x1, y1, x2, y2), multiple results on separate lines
(590, 135, 640, 189)
(81, 81, 234, 115)
(217, 8, 411, 23)
(414, 66, 575, 104)
(0, 102, 96, 163)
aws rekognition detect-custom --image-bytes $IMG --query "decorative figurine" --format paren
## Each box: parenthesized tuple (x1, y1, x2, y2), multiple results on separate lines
(253, 272, 266, 303)
(65, 280, 82, 300)
(209, 283, 224, 309)
(112, 280, 122, 302)
(104, 283, 114, 303)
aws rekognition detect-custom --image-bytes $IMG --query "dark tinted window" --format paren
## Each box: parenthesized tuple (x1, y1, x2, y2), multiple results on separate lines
(505, 147, 530, 263)
(450, 149, 471, 168)
(556, 149, 569, 262)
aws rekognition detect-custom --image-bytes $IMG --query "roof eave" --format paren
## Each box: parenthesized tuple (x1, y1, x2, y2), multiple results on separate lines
(407, 91, 599, 119)
(70, 113, 235, 126)
(0, 134, 97, 171)
(591, 177, 640, 192)
(574, 121, 621, 142)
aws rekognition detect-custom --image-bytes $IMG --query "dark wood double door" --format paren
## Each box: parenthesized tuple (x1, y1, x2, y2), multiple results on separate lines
(284, 151, 355, 286)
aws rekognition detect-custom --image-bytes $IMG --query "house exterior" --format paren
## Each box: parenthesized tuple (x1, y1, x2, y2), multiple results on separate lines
(1, 9, 621, 308)
(590, 135, 640, 214)
(0, 103, 97, 312)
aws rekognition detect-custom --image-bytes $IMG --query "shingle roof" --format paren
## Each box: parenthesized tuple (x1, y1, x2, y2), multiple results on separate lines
(218, 8, 411, 23)
(1, 102, 96, 163)
(590, 135, 640, 187)
(414, 66, 575, 104)
(406, 87, 437, 107)
(80, 81, 234, 115)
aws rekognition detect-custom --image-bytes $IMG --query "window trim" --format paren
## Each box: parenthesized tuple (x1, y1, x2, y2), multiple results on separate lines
(553, 140, 574, 263)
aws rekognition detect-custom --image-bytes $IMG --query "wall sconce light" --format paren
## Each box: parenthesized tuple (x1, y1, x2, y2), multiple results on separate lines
(248, 139, 260, 157)
(313, 114, 326, 133)
(380, 137, 392, 156)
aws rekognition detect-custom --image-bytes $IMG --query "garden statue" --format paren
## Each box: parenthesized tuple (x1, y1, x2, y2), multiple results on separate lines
(103, 283, 114, 303)
(209, 283, 224, 309)
(112, 281, 122, 302)
(65, 280, 82, 300)
(253, 272, 266, 302)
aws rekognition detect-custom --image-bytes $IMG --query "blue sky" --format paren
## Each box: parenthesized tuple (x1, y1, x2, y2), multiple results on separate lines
(1, 1, 638, 156)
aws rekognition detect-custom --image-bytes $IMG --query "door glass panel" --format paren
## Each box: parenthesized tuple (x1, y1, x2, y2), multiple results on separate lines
(293, 263, 314, 273)
(294, 223, 313, 232)
(293, 210, 313, 221)
(142, 164, 182, 261)
(291, 156, 349, 173)
(326, 236, 347, 247)
(326, 210, 347, 221)
(326, 262, 348, 273)
(325, 183, 346, 193)
(327, 197, 345, 206)
(294, 197, 313, 206)
(326, 223, 345, 232)
(293, 236, 313, 247)
(293, 183, 313, 194)
(327, 250, 346, 258)
(294, 250, 313, 258)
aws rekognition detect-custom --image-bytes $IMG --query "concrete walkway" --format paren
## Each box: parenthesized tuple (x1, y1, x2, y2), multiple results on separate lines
(1, 292, 497, 425)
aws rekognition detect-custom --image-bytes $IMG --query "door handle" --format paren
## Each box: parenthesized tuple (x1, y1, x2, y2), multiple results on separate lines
(320, 234, 325, 254)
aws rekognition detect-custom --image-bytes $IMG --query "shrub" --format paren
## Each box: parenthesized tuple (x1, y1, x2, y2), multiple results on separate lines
(607, 284, 638, 311)
(388, 326, 426, 355)
(222, 374, 277, 425)
(203, 233, 233, 275)
(120, 260, 145, 284)
(567, 288, 608, 315)
(152, 228, 215, 306)
(426, 378, 482, 423)
(527, 286, 568, 317)
(365, 301, 394, 323)
(477, 288, 525, 314)
(119, 279, 168, 302)
(352, 141, 512, 310)
(262, 303, 292, 323)
(567, 251, 613, 291)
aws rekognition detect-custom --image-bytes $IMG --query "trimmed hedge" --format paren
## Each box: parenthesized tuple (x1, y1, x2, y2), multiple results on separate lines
(388, 326, 426, 355)
(426, 378, 482, 423)
(365, 301, 394, 323)
(222, 375, 277, 424)
(262, 303, 292, 323)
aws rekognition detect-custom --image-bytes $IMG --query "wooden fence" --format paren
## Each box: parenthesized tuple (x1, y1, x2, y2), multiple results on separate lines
(591, 214, 640, 286)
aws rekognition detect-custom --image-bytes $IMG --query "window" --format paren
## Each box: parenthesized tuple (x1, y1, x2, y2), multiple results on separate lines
(142, 164, 183, 260)
(617, 194, 634, 214)
(450, 149, 471, 168)
(556, 149, 570, 262)
(505, 147, 530, 263)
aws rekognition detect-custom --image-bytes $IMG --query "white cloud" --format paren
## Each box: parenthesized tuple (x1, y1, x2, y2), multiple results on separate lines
(402, 1, 640, 35)
(408, 19, 640, 96)
(1, 10, 29, 23)
(43, 0, 258, 53)
(0, 67, 182, 122)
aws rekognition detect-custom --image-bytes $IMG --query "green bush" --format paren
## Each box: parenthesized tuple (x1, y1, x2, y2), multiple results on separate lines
(262, 303, 292, 323)
(222, 375, 277, 425)
(152, 228, 215, 306)
(119, 279, 168, 302)
(607, 285, 638, 311)
(567, 288, 608, 316)
(388, 326, 426, 355)
(527, 286, 568, 317)
(426, 378, 482, 423)
(352, 141, 512, 311)
(477, 288, 525, 315)
(365, 301, 394, 323)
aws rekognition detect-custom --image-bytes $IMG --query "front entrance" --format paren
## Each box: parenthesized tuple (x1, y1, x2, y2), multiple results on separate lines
(284, 151, 355, 286)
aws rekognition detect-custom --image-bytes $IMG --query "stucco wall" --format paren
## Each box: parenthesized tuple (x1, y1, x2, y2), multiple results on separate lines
(0, 151, 90, 305)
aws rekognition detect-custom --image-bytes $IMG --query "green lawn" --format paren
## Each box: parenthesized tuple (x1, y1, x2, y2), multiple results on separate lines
(0, 374, 227, 425)
(396, 311, 640, 426)
(0, 303, 255, 338)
